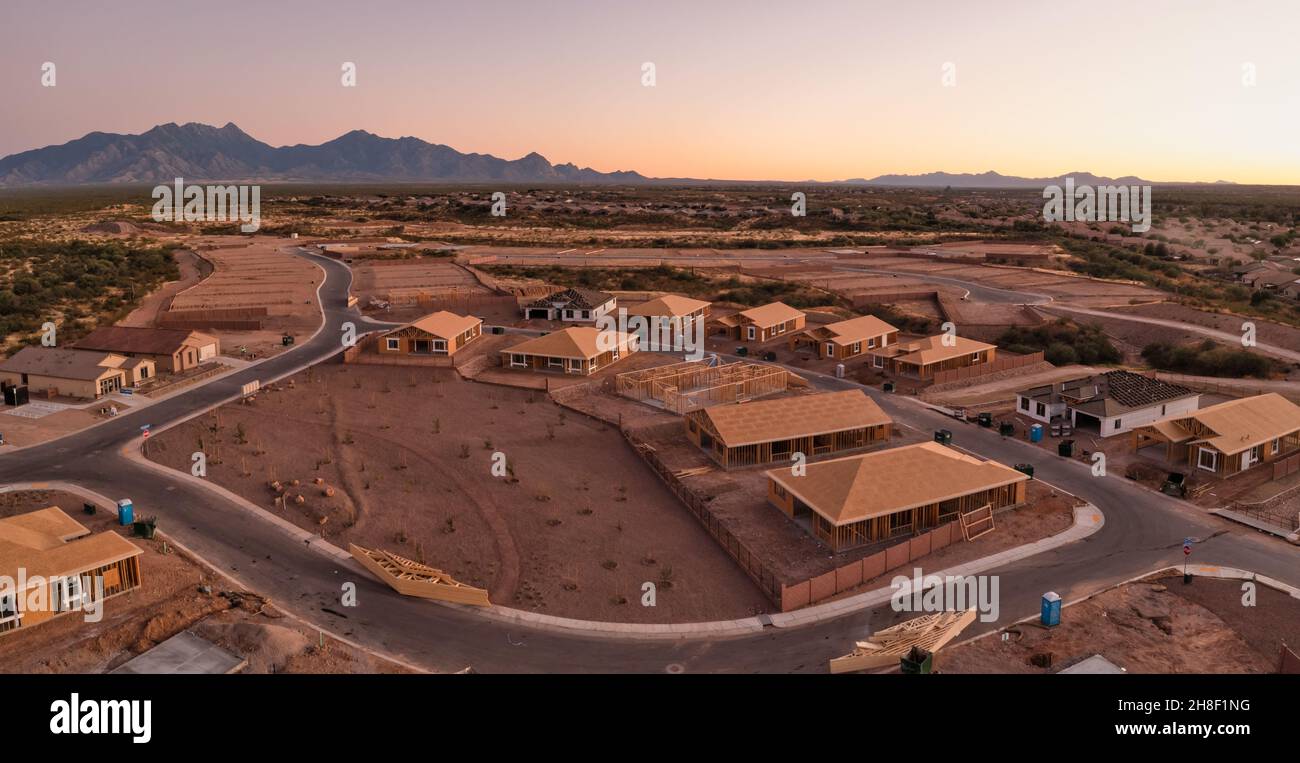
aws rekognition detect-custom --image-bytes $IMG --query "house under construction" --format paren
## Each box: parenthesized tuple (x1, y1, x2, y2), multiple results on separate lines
(615, 357, 790, 414)
(683, 390, 893, 468)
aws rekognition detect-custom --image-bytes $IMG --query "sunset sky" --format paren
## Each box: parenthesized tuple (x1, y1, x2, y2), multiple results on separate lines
(3, 0, 1299, 183)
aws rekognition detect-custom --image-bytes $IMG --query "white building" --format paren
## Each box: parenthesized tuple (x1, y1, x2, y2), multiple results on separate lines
(521, 288, 617, 323)
(1016, 370, 1200, 437)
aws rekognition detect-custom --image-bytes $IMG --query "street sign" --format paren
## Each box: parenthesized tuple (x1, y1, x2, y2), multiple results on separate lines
(1183, 537, 1192, 556)
(141, 424, 151, 440)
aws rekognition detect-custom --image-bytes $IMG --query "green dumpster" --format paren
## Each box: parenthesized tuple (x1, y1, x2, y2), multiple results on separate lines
(900, 646, 934, 674)
(1058, 440, 1075, 458)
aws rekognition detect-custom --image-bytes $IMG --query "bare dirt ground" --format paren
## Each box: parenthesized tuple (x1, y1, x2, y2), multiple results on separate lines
(0, 489, 409, 674)
(1114, 302, 1300, 354)
(145, 363, 771, 623)
(167, 238, 324, 359)
(943, 575, 1300, 673)
(119, 248, 208, 328)
(923, 364, 1103, 407)
(0, 400, 133, 450)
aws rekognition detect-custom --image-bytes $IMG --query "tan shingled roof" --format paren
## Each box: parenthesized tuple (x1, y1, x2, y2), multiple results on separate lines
(0, 347, 124, 381)
(738, 302, 805, 328)
(816, 315, 899, 345)
(403, 311, 482, 340)
(625, 295, 711, 318)
(1152, 393, 1300, 455)
(887, 335, 996, 367)
(0, 507, 142, 591)
(766, 442, 1027, 525)
(501, 327, 636, 360)
(698, 390, 891, 447)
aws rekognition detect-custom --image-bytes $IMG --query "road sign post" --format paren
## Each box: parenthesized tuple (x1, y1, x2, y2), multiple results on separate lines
(1183, 537, 1192, 584)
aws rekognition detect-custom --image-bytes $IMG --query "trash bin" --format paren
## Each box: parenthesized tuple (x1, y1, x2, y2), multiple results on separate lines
(882, 381, 894, 393)
(735, 346, 748, 357)
(1030, 424, 1044, 443)
(978, 412, 993, 427)
(900, 646, 934, 674)
(1041, 592, 1062, 627)
(133, 517, 156, 539)
(999, 421, 1015, 436)
(1058, 440, 1075, 458)
(1014, 463, 1035, 479)
(762, 351, 777, 362)
(934, 429, 953, 445)
(116, 499, 134, 527)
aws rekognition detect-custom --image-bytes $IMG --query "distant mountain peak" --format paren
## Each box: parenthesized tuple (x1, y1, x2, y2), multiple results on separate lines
(0, 123, 649, 186)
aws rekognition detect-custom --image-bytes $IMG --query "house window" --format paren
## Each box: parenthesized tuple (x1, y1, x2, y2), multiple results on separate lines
(1020, 397, 1030, 411)
(59, 576, 83, 611)
(433, 340, 447, 353)
(569, 359, 583, 373)
(511, 354, 526, 367)
(874, 355, 883, 368)
(1036, 402, 1046, 417)
(581, 310, 590, 319)
(747, 326, 756, 341)
(868, 337, 876, 349)
(851, 342, 861, 355)
(1271, 438, 1281, 455)
(1113, 419, 1122, 430)
(548, 357, 564, 368)
(825, 342, 835, 357)
(386, 338, 400, 351)
(1197, 448, 1219, 472)
(970, 353, 982, 363)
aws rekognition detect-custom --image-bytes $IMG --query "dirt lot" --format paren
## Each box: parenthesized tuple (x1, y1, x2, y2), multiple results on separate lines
(944, 575, 1300, 673)
(0, 489, 409, 674)
(145, 363, 771, 623)
(166, 237, 324, 359)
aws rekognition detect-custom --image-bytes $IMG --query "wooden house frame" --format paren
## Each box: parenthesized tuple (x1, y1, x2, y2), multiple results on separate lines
(378, 311, 483, 357)
(765, 442, 1028, 551)
(683, 390, 893, 468)
(616, 358, 789, 414)
(1132, 393, 1300, 479)
(868, 335, 997, 379)
(713, 302, 806, 343)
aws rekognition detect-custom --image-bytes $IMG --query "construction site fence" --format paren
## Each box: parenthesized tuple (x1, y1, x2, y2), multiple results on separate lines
(778, 522, 959, 611)
(1274, 452, 1300, 481)
(929, 351, 1045, 386)
(622, 429, 786, 606)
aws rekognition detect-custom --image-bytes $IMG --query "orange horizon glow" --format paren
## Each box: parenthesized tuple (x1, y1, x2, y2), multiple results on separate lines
(3, 1, 1299, 185)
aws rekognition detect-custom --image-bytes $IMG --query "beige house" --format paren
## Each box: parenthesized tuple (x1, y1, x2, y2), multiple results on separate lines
(74, 326, 219, 373)
(0, 507, 143, 637)
(766, 442, 1028, 551)
(501, 327, 639, 375)
(378, 311, 482, 357)
(715, 302, 806, 343)
(0, 346, 154, 399)
(792, 315, 900, 360)
(869, 335, 997, 379)
(1133, 393, 1300, 478)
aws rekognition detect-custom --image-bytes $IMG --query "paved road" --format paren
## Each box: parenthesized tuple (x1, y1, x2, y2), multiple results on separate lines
(1, 247, 1294, 674)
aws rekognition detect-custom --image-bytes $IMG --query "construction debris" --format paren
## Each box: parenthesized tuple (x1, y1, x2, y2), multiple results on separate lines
(349, 544, 491, 607)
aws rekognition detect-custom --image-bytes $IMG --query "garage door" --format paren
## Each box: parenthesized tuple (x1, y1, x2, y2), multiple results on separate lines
(197, 343, 217, 361)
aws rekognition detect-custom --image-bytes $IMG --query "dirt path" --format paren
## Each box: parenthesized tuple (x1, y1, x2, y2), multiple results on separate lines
(120, 249, 206, 328)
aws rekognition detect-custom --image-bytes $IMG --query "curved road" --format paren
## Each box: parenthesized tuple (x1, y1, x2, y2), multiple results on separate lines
(1, 248, 1295, 673)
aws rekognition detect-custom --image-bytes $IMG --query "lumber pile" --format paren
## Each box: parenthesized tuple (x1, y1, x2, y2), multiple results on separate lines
(829, 608, 977, 674)
(349, 544, 491, 607)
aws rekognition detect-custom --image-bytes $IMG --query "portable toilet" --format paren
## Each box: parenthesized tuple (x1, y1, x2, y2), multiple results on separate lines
(1030, 423, 1044, 443)
(116, 499, 134, 527)
(1041, 592, 1062, 627)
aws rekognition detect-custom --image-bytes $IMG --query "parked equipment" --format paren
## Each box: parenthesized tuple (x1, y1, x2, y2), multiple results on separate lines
(3, 384, 29, 407)
(978, 412, 993, 428)
(1058, 440, 1075, 458)
(762, 351, 778, 362)
(1162, 472, 1187, 497)
(282, 334, 295, 346)
(934, 429, 953, 445)
(735, 346, 749, 357)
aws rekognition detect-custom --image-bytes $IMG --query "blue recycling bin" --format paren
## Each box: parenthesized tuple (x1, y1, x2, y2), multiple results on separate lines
(1041, 591, 1061, 627)
(1030, 424, 1044, 443)
(116, 499, 134, 527)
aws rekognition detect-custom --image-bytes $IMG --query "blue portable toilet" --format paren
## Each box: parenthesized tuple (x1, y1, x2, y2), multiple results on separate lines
(1041, 591, 1062, 627)
(116, 499, 134, 527)
(1030, 424, 1044, 443)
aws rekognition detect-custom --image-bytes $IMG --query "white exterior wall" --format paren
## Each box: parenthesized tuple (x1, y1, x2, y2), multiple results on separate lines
(1088, 394, 1201, 437)
(561, 299, 616, 323)
(1017, 395, 1066, 424)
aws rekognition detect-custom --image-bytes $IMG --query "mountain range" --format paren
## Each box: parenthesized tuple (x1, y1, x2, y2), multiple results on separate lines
(0, 123, 1231, 187)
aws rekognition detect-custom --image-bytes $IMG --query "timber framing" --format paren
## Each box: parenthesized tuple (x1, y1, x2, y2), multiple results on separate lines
(349, 544, 491, 607)
(829, 608, 977, 673)
(683, 390, 893, 468)
(615, 358, 789, 414)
